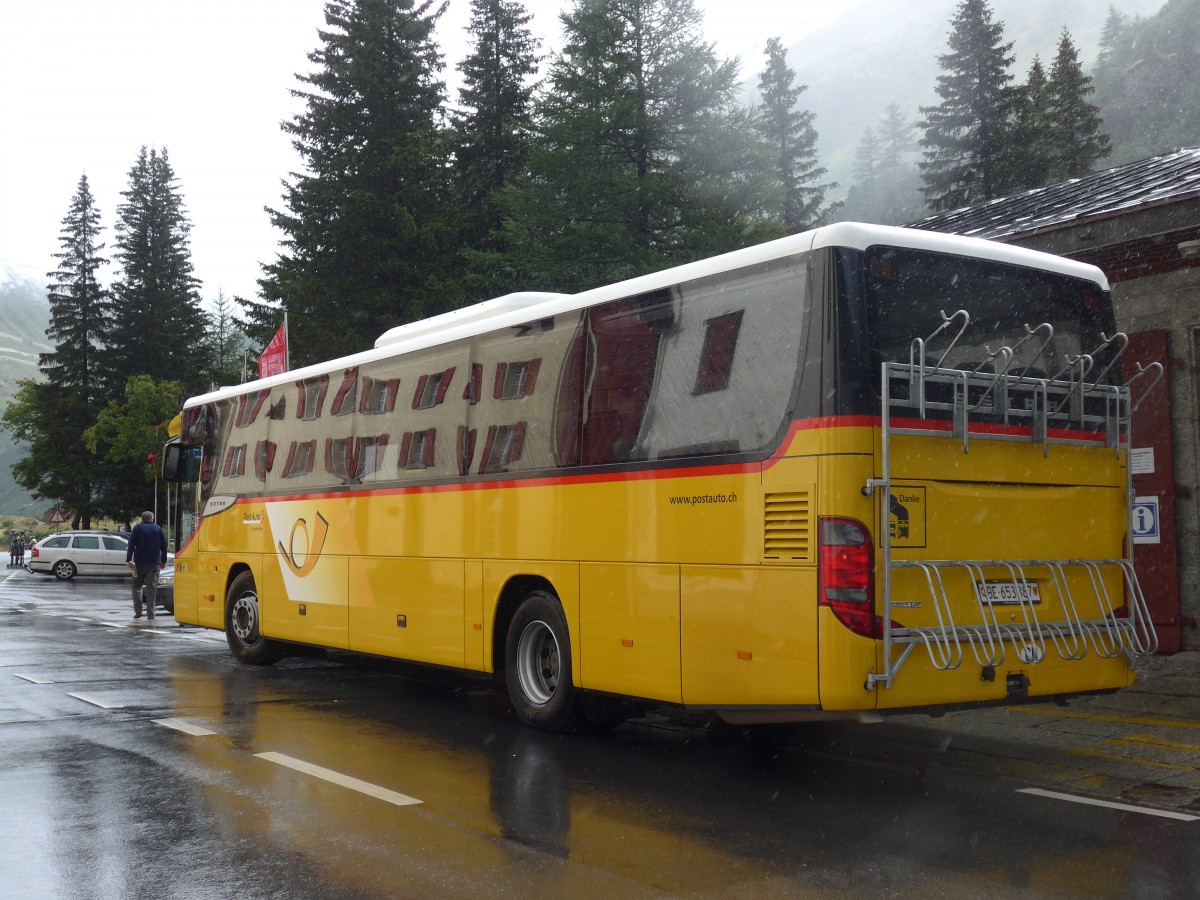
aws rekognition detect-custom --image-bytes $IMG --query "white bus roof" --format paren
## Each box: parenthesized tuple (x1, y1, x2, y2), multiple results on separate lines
(374, 292, 567, 349)
(186, 223, 1109, 409)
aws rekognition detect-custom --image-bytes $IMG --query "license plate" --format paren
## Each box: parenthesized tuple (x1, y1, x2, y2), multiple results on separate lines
(976, 580, 1041, 605)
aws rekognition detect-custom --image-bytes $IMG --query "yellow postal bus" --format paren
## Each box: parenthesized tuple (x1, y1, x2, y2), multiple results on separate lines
(162, 222, 1159, 730)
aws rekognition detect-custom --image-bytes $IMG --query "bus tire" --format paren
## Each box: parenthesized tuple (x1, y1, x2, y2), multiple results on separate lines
(225, 571, 283, 666)
(505, 590, 579, 731)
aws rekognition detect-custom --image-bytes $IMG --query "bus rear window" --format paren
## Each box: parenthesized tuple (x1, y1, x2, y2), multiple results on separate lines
(864, 246, 1116, 384)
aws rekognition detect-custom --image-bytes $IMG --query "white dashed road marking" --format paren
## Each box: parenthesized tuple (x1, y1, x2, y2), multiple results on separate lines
(154, 718, 217, 736)
(256, 751, 422, 807)
(1018, 788, 1200, 822)
(67, 692, 125, 709)
(14, 673, 53, 684)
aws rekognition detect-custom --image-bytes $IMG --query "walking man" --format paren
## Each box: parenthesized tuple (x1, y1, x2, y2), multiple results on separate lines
(127, 511, 168, 619)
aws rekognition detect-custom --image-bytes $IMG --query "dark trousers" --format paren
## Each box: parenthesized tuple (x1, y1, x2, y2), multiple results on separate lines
(131, 565, 160, 616)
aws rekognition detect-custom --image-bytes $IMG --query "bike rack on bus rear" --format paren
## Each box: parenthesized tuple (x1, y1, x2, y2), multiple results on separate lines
(863, 309, 1162, 692)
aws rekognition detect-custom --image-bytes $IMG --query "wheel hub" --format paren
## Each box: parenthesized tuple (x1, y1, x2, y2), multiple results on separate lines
(516, 619, 559, 707)
(231, 594, 258, 642)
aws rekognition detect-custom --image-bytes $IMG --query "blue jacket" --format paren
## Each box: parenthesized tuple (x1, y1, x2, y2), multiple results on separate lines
(126, 522, 168, 566)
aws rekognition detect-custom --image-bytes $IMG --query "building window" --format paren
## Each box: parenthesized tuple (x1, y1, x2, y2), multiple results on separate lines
(254, 440, 277, 480)
(479, 422, 527, 473)
(693, 310, 743, 395)
(413, 367, 456, 410)
(330, 367, 359, 416)
(295, 376, 330, 420)
(462, 363, 484, 405)
(359, 377, 401, 415)
(222, 444, 247, 477)
(236, 390, 270, 427)
(326, 434, 391, 481)
(400, 429, 437, 469)
(282, 440, 317, 478)
(355, 435, 390, 478)
(457, 426, 477, 475)
(494, 359, 542, 400)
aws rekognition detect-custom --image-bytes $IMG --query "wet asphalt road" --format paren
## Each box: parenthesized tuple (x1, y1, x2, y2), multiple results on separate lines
(2, 568, 1199, 899)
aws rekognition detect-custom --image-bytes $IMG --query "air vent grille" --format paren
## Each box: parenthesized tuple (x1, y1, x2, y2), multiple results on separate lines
(764, 491, 812, 561)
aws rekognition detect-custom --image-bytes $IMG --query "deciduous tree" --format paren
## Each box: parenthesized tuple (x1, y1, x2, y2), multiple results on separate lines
(83, 376, 182, 523)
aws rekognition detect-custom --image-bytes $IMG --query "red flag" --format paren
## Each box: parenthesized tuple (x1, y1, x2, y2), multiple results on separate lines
(258, 321, 289, 378)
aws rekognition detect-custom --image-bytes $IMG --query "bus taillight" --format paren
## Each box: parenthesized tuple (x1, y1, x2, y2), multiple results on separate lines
(819, 517, 881, 638)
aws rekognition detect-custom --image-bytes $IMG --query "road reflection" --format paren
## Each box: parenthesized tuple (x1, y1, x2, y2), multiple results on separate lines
(156, 653, 1199, 897)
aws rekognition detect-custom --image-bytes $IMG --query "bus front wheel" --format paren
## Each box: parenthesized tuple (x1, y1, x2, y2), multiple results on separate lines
(225, 571, 283, 666)
(505, 591, 579, 731)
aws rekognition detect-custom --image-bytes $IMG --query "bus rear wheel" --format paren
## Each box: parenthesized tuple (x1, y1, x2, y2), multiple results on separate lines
(505, 591, 579, 731)
(225, 571, 283, 665)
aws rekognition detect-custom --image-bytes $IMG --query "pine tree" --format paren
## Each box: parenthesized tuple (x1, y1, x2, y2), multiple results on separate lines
(1095, 5, 1132, 71)
(206, 290, 249, 388)
(756, 36, 837, 231)
(1092, 0, 1200, 164)
(0, 175, 111, 527)
(840, 104, 924, 225)
(106, 146, 208, 399)
(852, 127, 879, 190)
(1046, 29, 1110, 180)
(454, 0, 540, 253)
(497, 0, 767, 291)
(1012, 56, 1054, 191)
(42, 174, 110, 397)
(877, 103, 915, 176)
(918, 0, 1021, 211)
(257, 0, 457, 366)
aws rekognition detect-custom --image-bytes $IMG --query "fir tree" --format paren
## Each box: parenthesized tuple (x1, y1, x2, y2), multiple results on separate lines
(105, 146, 208, 399)
(1, 175, 111, 527)
(206, 290, 250, 388)
(1095, 5, 1132, 71)
(918, 0, 1021, 211)
(454, 0, 540, 255)
(1013, 56, 1054, 191)
(497, 0, 768, 291)
(1046, 29, 1110, 180)
(877, 103, 915, 176)
(839, 104, 924, 225)
(1091, 0, 1200, 164)
(256, 0, 457, 366)
(755, 36, 837, 231)
(852, 127, 879, 190)
(841, 128, 880, 221)
(42, 174, 110, 398)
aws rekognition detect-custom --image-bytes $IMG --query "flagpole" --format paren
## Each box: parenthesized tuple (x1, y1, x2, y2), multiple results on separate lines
(283, 311, 290, 373)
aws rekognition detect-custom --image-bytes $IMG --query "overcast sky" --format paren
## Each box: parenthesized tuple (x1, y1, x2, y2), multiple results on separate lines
(0, 1, 863, 305)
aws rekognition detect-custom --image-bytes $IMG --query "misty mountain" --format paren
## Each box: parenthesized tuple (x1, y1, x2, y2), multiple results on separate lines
(775, 0, 1169, 196)
(0, 261, 51, 516)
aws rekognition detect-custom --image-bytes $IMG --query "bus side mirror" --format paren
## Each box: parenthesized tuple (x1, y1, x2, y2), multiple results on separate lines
(161, 442, 187, 482)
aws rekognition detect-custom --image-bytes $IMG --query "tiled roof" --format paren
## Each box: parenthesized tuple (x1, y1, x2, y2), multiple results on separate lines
(907, 148, 1200, 239)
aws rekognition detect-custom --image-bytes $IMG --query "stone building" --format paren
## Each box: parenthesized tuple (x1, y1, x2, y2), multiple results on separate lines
(909, 148, 1200, 650)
